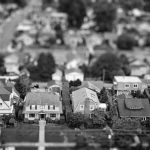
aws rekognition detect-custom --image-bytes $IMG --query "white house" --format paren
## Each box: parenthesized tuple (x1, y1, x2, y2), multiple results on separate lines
(113, 76, 142, 95)
(0, 86, 20, 115)
(71, 88, 100, 115)
(65, 68, 84, 82)
(23, 92, 63, 120)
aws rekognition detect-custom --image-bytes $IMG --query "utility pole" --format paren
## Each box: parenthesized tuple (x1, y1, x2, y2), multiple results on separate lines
(102, 69, 105, 82)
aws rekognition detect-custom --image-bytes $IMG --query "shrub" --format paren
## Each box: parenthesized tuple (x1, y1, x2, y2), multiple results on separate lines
(34, 119, 39, 124)
(23, 118, 29, 123)
(116, 33, 137, 50)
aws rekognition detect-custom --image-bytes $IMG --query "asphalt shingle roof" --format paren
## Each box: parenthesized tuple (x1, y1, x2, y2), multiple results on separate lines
(117, 94, 150, 117)
(25, 92, 62, 113)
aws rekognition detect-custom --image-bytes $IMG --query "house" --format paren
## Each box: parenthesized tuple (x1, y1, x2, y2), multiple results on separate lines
(31, 82, 47, 92)
(23, 92, 63, 120)
(65, 68, 84, 82)
(117, 94, 150, 120)
(141, 79, 150, 91)
(130, 60, 149, 77)
(47, 80, 62, 95)
(113, 76, 142, 95)
(52, 69, 63, 81)
(0, 86, 20, 115)
(80, 81, 104, 93)
(66, 51, 88, 69)
(71, 88, 100, 115)
(80, 80, 113, 92)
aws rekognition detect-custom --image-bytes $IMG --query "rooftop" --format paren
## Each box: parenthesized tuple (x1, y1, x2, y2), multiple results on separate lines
(114, 76, 142, 83)
(117, 94, 150, 118)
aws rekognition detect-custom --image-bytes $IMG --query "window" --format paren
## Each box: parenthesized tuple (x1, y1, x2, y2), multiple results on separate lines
(48, 105, 50, 110)
(0, 103, 2, 108)
(29, 114, 35, 118)
(40, 105, 45, 109)
(90, 105, 94, 110)
(133, 84, 138, 88)
(50, 114, 56, 118)
(91, 93, 95, 98)
(53, 105, 55, 110)
(125, 84, 130, 88)
(35, 105, 37, 110)
(30, 105, 32, 110)
(80, 105, 84, 110)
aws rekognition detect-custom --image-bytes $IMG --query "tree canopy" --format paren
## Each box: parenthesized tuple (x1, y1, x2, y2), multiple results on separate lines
(93, 0, 116, 32)
(90, 53, 124, 82)
(28, 53, 56, 82)
(0, 54, 6, 75)
(119, 0, 144, 11)
(58, 0, 86, 28)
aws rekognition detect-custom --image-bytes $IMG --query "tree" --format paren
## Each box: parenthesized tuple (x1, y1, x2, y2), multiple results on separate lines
(99, 87, 108, 103)
(119, 54, 131, 76)
(112, 118, 141, 130)
(90, 109, 106, 128)
(37, 53, 55, 81)
(119, 0, 144, 11)
(15, 76, 30, 99)
(28, 53, 56, 82)
(116, 33, 137, 50)
(69, 79, 82, 87)
(0, 54, 6, 75)
(9, 118, 16, 126)
(144, 0, 150, 12)
(67, 112, 85, 128)
(90, 53, 124, 82)
(93, 0, 116, 32)
(58, 0, 86, 28)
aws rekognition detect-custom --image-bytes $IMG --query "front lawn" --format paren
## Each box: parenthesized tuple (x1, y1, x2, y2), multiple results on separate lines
(1, 124, 39, 143)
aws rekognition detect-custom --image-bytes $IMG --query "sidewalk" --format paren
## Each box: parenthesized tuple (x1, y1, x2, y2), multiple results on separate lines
(38, 120, 46, 150)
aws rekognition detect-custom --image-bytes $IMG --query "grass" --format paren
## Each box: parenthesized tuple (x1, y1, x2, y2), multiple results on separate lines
(1, 124, 39, 143)
(16, 147, 38, 150)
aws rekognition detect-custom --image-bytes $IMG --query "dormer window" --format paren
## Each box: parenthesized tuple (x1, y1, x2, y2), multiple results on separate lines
(133, 84, 138, 88)
(125, 84, 130, 88)
(80, 105, 84, 110)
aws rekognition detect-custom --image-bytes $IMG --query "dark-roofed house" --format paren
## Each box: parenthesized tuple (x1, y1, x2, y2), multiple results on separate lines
(117, 94, 150, 120)
(23, 92, 63, 120)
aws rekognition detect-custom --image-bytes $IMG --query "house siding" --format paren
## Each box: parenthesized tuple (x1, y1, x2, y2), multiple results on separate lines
(114, 79, 142, 95)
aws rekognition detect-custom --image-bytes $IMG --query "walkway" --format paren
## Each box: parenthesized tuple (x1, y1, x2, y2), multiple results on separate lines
(39, 120, 46, 150)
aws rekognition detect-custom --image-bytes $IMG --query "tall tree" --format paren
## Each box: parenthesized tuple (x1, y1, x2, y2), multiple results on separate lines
(15, 76, 30, 99)
(90, 53, 124, 82)
(37, 53, 55, 81)
(119, 0, 144, 11)
(0, 54, 6, 75)
(58, 0, 86, 28)
(93, 0, 116, 32)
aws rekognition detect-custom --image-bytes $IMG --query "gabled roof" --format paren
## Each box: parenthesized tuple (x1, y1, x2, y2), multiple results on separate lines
(47, 80, 62, 87)
(80, 81, 104, 92)
(65, 68, 83, 74)
(0, 94, 10, 102)
(72, 88, 99, 111)
(117, 94, 150, 117)
(114, 76, 142, 83)
(25, 92, 62, 107)
(0, 87, 11, 95)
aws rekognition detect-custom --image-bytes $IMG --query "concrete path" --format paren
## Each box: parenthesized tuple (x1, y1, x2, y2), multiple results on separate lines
(38, 120, 46, 150)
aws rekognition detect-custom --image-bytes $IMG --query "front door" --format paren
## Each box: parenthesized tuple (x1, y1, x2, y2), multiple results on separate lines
(39, 114, 46, 120)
